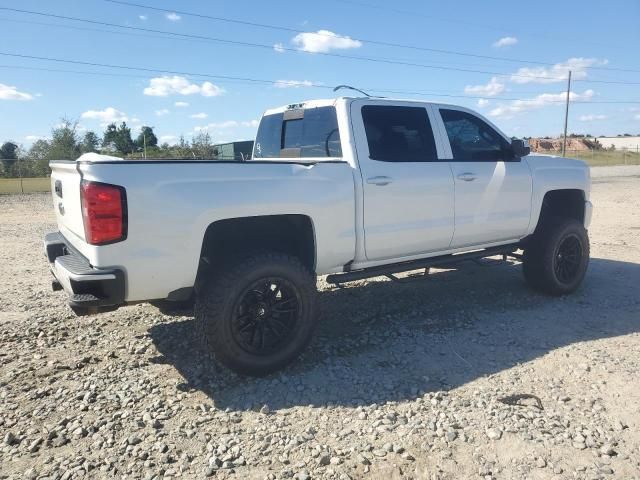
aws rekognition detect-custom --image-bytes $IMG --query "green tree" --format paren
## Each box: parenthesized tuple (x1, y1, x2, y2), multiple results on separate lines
(103, 122, 134, 155)
(103, 123, 118, 150)
(26, 139, 53, 177)
(174, 135, 193, 158)
(48, 118, 81, 160)
(28, 139, 52, 160)
(1, 141, 18, 174)
(135, 126, 158, 152)
(191, 131, 215, 158)
(81, 131, 101, 154)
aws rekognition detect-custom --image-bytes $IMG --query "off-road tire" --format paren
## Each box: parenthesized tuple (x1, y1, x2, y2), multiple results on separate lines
(194, 252, 317, 376)
(522, 217, 589, 295)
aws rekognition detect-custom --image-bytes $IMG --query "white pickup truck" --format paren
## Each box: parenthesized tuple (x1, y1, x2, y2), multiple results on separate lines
(46, 97, 592, 375)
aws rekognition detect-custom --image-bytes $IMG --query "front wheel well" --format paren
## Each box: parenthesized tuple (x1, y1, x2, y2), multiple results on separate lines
(196, 215, 316, 286)
(535, 189, 586, 233)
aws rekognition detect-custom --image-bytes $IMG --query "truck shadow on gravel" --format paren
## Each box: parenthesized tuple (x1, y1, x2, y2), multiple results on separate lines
(149, 257, 640, 411)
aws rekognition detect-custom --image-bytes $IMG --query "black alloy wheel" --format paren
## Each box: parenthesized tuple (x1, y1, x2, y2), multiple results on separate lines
(553, 234, 583, 285)
(231, 278, 301, 356)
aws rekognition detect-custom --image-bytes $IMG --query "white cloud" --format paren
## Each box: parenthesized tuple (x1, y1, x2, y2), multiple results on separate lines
(139, 15, 147, 21)
(81, 107, 128, 123)
(155, 109, 170, 116)
(160, 135, 178, 144)
(464, 77, 505, 97)
(194, 119, 259, 132)
(130, 117, 141, 124)
(292, 30, 362, 53)
(274, 79, 314, 89)
(165, 12, 181, 21)
(477, 99, 490, 107)
(273, 43, 285, 53)
(190, 112, 208, 119)
(488, 89, 595, 119)
(0, 83, 33, 101)
(201, 82, 224, 97)
(634, 113, 640, 120)
(578, 114, 607, 121)
(511, 57, 607, 84)
(143, 76, 225, 97)
(25, 135, 47, 141)
(174, 101, 189, 107)
(493, 36, 518, 48)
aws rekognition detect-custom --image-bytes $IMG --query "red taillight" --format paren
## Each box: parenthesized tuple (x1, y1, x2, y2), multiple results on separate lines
(81, 181, 127, 245)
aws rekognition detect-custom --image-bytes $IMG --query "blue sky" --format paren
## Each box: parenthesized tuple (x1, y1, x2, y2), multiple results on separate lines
(1, 0, 639, 147)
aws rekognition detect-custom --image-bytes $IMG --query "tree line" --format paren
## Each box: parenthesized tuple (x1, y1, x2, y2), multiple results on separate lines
(0, 119, 219, 178)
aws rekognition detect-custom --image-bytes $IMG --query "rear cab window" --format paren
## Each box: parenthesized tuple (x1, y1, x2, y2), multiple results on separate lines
(254, 106, 342, 159)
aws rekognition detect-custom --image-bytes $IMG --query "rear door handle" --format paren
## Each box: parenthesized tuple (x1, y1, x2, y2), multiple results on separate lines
(457, 172, 477, 182)
(367, 176, 393, 186)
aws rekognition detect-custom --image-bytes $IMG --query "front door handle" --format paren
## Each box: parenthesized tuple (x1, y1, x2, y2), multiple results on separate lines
(367, 176, 393, 186)
(457, 172, 477, 182)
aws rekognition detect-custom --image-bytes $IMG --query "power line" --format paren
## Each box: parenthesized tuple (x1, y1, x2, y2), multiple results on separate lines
(0, 64, 584, 100)
(0, 52, 283, 86)
(0, 64, 281, 87)
(3, 6, 640, 86)
(0, 15, 208, 45)
(0, 15, 566, 75)
(1, 53, 639, 105)
(104, 0, 640, 74)
(330, 0, 628, 51)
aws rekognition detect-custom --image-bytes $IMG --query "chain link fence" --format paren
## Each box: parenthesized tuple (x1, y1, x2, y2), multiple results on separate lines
(2, 147, 639, 194)
(0, 158, 51, 194)
(533, 146, 640, 167)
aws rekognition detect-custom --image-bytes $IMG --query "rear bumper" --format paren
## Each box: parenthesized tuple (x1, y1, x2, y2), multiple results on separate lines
(44, 232, 125, 315)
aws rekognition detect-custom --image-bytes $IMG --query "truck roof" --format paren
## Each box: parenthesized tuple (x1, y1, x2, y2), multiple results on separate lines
(262, 96, 461, 116)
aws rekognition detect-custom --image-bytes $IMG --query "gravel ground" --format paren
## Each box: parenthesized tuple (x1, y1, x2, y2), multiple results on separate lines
(1, 169, 639, 480)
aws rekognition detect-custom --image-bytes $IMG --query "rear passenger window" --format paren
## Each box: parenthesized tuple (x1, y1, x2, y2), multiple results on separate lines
(440, 109, 510, 161)
(361, 105, 437, 162)
(254, 106, 342, 158)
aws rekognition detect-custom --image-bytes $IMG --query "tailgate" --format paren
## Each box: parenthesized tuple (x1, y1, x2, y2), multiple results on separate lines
(49, 161, 86, 242)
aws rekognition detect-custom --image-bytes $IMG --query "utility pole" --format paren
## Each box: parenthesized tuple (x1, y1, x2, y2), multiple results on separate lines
(562, 70, 572, 157)
(18, 157, 24, 194)
(143, 133, 147, 159)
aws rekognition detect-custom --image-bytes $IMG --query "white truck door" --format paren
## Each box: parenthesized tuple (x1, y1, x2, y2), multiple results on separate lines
(433, 106, 532, 248)
(350, 100, 455, 261)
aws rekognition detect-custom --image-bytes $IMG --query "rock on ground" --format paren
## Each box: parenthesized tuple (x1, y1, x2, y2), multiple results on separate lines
(0, 172, 639, 479)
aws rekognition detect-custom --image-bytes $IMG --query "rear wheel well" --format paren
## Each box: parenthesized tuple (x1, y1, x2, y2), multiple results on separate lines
(196, 215, 315, 286)
(536, 189, 585, 233)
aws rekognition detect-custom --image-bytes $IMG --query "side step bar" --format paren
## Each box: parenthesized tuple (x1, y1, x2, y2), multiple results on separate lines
(326, 244, 520, 285)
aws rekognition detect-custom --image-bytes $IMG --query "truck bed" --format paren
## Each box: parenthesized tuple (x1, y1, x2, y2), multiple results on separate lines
(49, 158, 356, 302)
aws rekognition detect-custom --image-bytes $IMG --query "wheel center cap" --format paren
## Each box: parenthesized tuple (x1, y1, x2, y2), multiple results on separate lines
(257, 307, 267, 317)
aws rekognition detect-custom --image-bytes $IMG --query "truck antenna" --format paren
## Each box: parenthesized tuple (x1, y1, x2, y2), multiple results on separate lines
(333, 85, 371, 97)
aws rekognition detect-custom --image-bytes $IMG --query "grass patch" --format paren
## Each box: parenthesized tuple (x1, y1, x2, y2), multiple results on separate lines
(0, 177, 51, 194)
(1, 154, 638, 196)
(540, 150, 640, 167)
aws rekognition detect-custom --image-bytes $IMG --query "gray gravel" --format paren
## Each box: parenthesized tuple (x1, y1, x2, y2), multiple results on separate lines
(1, 170, 639, 479)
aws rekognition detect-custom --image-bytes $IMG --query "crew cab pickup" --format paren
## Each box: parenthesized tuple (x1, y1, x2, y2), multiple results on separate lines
(46, 97, 592, 375)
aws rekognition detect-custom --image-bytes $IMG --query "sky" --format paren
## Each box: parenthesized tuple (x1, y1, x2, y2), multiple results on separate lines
(1, 0, 639, 147)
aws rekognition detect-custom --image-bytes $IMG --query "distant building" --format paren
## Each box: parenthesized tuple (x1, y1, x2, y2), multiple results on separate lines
(213, 141, 254, 161)
(588, 136, 640, 151)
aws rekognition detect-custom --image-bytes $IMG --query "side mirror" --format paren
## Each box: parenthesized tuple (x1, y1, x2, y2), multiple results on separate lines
(511, 138, 530, 158)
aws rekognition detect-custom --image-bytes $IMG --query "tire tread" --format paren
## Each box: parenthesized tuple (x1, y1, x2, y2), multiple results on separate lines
(194, 252, 317, 376)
